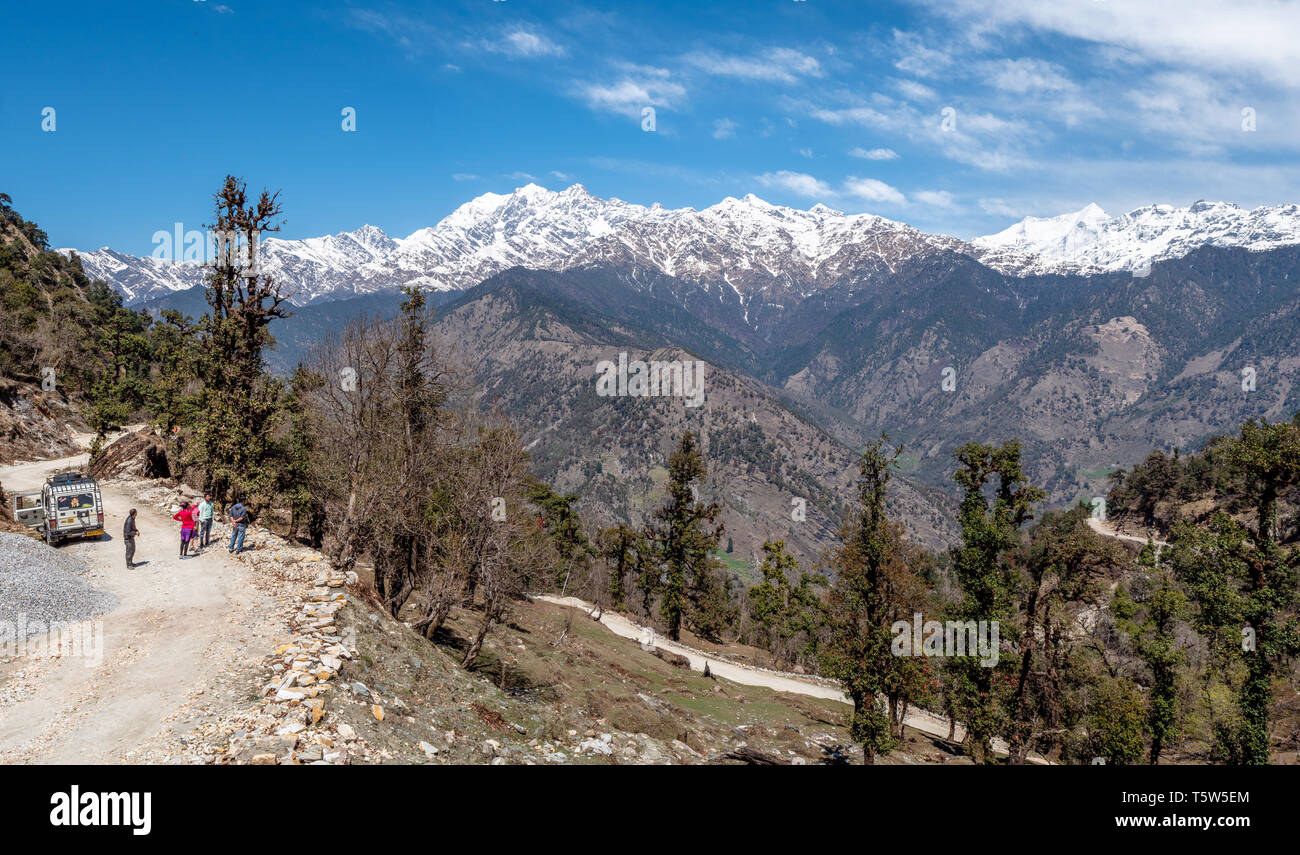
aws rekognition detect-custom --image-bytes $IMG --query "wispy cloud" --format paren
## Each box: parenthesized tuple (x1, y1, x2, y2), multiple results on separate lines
(980, 58, 1075, 94)
(922, 0, 1300, 88)
(484, 26, 566, 59)
(843, 176, 906, 205)
(913, 189, 957, 209)
(849, 147, 899, 161)
(803, 95, 1034, 172)
(756, 170, 834, 199)
(892, 30, 952, 79)
(685, 47, 823, 83)
(575, 72, 687, 120)
(346, 8, 444, 57)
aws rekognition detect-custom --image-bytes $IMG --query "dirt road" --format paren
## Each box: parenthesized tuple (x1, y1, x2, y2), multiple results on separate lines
(534, 594, 1039, 761)
(1086, 517, 1169, 551)
(0, 442, 282, 763)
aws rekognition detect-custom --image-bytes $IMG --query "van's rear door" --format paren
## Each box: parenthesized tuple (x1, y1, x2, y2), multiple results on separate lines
(52, 485, 98, 532)
(12, 491, 44, 529)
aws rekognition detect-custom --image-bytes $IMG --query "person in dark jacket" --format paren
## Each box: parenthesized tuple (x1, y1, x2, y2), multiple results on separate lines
(124, 509, 140, 568)
(228, 499, 249, 553)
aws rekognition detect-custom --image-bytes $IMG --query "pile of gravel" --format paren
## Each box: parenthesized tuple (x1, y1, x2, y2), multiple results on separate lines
(0, 532, 117, 635)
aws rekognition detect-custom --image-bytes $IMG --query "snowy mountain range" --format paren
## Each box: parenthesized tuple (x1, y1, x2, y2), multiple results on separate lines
(973, 200, 1300, 275)
(62, 185, 1300, 306)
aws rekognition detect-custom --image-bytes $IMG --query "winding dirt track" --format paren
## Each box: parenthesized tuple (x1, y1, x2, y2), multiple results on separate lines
(1086, 516, 1169, 549)
(0, 437, 280, 763)
(533, 593, 1045, 762)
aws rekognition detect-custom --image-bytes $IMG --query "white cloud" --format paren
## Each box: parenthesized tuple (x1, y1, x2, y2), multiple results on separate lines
(550, 170, 575, 182)
(914, 189, 957, 209)
(756, 171, 835, 199)
(713, 118, 737, 139)
(979, 198, 1024, 218)
(894, 79, 937, 102)
(685, 47, 823, 83)
(892, 30, 953, 79)
(981, 58, 1075, 94)
(576, 75, 687, 119)
(506, 171, 536, 181)
(798, 148, 814, 158)
(485, 26, 565, 59)
(844, 177, 907, 205)
(849, 147, 899, 161)
(805, 97, 1032, 172)
(924, 0, 1300, 88)
(452, 173, 483, 182)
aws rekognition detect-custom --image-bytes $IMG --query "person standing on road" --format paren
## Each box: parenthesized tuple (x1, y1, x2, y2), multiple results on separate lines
(123, 508, 140, 569)
(173, 500, 197, 558)
(197, 493, 215, 549)
(228, 498, 248, 554)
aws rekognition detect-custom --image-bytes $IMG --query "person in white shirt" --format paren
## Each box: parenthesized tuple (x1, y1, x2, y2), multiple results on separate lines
(196, 493, 216, 550)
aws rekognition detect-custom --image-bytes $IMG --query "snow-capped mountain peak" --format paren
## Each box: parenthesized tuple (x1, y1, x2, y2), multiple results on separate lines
(974, 200, 1300, 274)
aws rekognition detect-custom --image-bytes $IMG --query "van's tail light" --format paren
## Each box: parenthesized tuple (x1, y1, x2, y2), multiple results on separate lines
(48, 517, 58, 529)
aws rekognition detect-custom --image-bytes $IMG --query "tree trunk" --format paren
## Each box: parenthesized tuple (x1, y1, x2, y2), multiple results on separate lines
(462, 613, 495, 668)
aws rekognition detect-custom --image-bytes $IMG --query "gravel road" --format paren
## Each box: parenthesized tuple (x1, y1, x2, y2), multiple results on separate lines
(0, 441, 283, 763)
(0, 532, 117, 633)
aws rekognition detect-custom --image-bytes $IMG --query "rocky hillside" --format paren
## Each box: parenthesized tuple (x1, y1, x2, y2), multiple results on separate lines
(770, 244, 1300, 505)
(430, 268, 957, 569)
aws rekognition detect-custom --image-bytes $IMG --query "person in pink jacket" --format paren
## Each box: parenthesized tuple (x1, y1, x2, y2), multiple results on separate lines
(173, 500, 198, 558)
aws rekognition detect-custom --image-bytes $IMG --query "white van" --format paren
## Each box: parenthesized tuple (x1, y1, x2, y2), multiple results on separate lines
(12, 472, 105, 546)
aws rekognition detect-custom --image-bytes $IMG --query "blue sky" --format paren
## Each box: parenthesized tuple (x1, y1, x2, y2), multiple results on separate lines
(5, 0, 1300, 254)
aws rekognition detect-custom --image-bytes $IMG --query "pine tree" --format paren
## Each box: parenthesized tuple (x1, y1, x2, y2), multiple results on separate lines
(648, 432, 724, 642)
(749, 539, 822, 667)
(1137, 550, 1185, 764)
(821, 437, 928, 763)
(188, 175, 291, 502)
(948, 441, 1043, 764)
(1172, 417, 1300, 764)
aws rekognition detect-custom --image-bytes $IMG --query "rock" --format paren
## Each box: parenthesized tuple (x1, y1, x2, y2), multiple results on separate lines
(336, 723, 356, 740)
(577, 737, 613, 756)
(250, 753, 277, 765)
(371, 705, 385, 722)
(653, 647, 691, 669)
(418, 741, 439, 758)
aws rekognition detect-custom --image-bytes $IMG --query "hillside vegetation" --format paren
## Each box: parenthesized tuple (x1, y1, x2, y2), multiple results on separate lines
(10, 180, 1300, 764)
